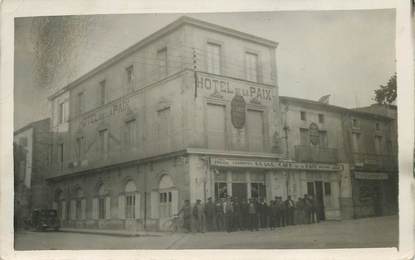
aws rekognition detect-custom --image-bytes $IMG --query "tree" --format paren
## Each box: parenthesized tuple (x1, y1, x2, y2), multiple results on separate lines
(373, 74, 397, 105)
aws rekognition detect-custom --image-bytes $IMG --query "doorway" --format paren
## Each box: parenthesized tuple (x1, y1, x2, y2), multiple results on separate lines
(307, 181, 326, 221)
(232, 183, 247, 201)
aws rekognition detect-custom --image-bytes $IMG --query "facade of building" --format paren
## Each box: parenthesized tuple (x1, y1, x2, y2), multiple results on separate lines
(279, 97, 398, 220)
(45, 16, 344, 231)
(14, 118, 52, 229)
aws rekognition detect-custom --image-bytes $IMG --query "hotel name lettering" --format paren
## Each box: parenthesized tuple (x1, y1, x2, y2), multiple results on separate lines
(80, 98, 130, 128)
(197, 74, 272, 102)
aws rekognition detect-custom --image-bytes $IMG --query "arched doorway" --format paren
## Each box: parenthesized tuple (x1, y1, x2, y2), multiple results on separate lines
(157, 175, 179, 231)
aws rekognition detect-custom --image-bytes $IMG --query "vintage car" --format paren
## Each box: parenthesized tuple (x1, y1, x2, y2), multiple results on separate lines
(31, 209, 60, 231)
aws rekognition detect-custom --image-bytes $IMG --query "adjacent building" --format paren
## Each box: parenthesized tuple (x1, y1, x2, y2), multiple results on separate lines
(280, 97, 398, 220)
(14, 118, 52, 229)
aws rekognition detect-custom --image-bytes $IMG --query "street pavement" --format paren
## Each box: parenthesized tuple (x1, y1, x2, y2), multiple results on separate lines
(14, 215, 398, 250)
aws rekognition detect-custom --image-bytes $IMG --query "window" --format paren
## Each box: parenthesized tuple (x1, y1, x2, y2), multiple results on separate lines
(99, 80, 106, 106)
(157, 108, 170, 151)
(126, 65, 134, 83)
(375, 122, 380, 131)
(76, 199, 82, 219)
(374, 135, 383, 154)
(352, 132, 360, 152)
(58, 101, 68, 124)
(98, 197, 105, 219)
(157, 48, 168, 78)
(126, 119, 137, 147)
(57, 143, 64, 165)
(307, 182, 315, 196)
(300, 111, 306, 121)
(324, 182, 331, 196)
(352, 118, 359, 128)
(98, 129, 109, 155)
(124, 181, 137, 219)
(300, 128, 309, 145)
(77, 92, 84, 115)
(318, 114, 325, 123)
(207, 43, 221, 74)
(245, 52, 258, 82)
(76, 136, 84, 160)
(319, 131, 328, 148)
(247, 110, 264, 152)
(214, 182, 227, 200)
(250, 183, 266, 200)
(207, 104, 226, 150)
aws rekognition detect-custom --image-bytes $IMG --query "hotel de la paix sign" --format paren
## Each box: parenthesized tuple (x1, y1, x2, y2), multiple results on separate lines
(210, 157, 343, 172)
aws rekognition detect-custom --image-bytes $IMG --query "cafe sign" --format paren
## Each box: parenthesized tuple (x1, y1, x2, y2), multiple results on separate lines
(80, 98, 130, 128)
(210, 157, 343, 172)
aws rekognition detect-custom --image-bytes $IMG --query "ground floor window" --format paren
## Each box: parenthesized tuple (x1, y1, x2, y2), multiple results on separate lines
(250, 183, 266, 200)
(160, 191, 172, 218)
(98, 197, 106, 219)
(76, 200, 82, 220)
(214, 182, 227, 200)
(125, 193, 136, 219)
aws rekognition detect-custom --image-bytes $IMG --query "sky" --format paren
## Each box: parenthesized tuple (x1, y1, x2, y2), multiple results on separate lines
(14, 9, 396, 130)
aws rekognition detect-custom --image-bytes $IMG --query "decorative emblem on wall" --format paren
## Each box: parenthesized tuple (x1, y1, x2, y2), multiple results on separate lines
(309, 123, 320, 145)
(231, 94, 246, 129)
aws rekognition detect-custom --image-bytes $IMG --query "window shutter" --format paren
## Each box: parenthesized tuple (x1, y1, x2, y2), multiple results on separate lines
(105, 196, 111, 220)
(134, 192, 141, 219)
(171, 190, 179, 215)
(118, 195, 125, 219)
(61, 201, 66, 220)
(150, 191, 159, 219)
(71, 200, 76, 220)
(92, 197, 98, 220)
(81, 199, 86, 220)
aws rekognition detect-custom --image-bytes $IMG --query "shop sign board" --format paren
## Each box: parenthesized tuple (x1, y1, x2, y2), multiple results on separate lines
(354, 171, 389, 180)
(210, 157, 342, 172)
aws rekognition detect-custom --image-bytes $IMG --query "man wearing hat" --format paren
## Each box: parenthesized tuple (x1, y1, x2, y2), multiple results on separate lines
(205, 197, 216, 231)
(193, 199, 206, 233)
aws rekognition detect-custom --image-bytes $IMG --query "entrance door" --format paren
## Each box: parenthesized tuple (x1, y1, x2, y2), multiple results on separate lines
(314, 181, 325, 221)
(232, 183, 247, 201)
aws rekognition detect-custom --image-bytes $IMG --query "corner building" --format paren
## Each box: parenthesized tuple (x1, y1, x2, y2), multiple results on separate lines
(47, 16, 341, 231)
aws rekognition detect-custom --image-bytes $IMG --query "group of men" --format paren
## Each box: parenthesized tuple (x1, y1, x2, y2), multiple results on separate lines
(177, 194, 322, 233)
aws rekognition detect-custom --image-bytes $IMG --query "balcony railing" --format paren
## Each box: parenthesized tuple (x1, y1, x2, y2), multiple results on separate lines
(352, 153, 398, 170)
(294, 145, 338, 164)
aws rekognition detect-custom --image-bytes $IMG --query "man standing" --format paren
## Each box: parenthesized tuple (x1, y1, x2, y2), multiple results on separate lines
(303, 194, 312, 224)
(248, 198, 258, 231)
(240, 198, 249, 230)
(285, 196, 295, 225)
(215, 198, 224, 231)
(224, 197, 234, 233)
(193, 199, 206, 233)
(232, 197, 241, 231)
(205, 197, 216, 231)
(269, 200, 277, 230)
(177, 200, 191, 232)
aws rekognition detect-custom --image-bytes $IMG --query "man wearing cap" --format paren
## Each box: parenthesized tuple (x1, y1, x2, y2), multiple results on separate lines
(193, 199, 206, 233)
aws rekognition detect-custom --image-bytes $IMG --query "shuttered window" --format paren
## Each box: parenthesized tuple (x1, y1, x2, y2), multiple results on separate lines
(247, 110, 264, 152)
(207, 104, 226, 150)
(207, 43, 221, 74)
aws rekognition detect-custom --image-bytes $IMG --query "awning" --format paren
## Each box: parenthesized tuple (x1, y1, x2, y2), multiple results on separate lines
(354, 171, 389, 180)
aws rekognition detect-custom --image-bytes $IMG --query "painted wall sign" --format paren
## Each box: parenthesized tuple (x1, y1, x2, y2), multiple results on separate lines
(210, 157, 343, 172)
(354, 172, 389, 180)
(197, 73, 272, 102)
(309, 123, 319, 145)
(80, 98, 130, 128)
(231, 94, 246, 129)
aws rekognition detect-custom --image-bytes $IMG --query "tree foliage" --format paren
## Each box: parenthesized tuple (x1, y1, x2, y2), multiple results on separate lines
(373, 74, 397, 105)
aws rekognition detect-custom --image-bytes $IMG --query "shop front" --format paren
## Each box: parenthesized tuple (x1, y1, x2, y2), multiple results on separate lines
(208, 157, 343, 220)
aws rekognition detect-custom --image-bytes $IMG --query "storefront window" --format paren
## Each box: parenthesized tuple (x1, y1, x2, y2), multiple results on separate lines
(250, 183, 265, 200)
(215, 182, 227, 200)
